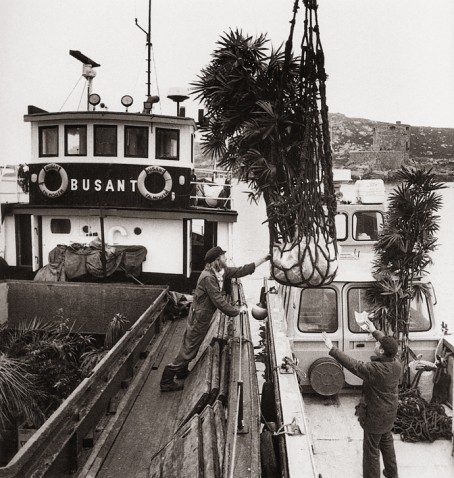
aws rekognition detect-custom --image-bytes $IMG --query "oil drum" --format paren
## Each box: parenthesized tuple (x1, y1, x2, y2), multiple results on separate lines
(308, 357, 345, 396)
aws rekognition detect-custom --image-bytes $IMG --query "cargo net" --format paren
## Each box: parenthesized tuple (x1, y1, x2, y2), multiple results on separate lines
(269, 0, 338, 287)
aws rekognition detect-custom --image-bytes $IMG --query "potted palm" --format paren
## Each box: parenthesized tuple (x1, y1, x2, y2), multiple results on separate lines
(192, 0, 338, 287)
(366, 167, 445, 384)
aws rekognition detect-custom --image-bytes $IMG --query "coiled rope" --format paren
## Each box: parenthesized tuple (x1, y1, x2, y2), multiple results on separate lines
(393, 388, 452, 442)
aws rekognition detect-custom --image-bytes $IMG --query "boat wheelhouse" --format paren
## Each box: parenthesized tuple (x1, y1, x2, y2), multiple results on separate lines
(1, 82, 237, 290)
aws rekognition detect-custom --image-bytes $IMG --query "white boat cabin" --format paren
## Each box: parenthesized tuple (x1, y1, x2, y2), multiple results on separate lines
(1, 107, 237, 291)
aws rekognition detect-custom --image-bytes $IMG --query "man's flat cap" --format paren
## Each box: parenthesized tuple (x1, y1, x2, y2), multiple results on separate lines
(204, 246, 226, 263)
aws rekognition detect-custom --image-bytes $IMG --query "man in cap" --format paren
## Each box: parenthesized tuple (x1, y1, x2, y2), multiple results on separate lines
(160, 246, 270, 392)
(322, 318, 401, 478)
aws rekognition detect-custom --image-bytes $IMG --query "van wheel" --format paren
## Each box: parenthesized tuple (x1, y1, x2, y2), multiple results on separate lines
(261, 381, 277, 423)
(260, 430, 278, 478)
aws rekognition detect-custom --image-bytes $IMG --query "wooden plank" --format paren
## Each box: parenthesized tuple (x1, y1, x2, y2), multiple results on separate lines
(200, 405, 220, 478)
(177, 346, 213, 428)
(210, 341, 221, 403)
(217, 343, 229, 405)
(160, 415, 202, 478)
(217, 313, 226, 341)
(94, 320, 187, 478)
(151, 319, 179, 369)
(147, 452, 162, 478)
(213, 400, 226, 475)
(191, 312, 220, 366)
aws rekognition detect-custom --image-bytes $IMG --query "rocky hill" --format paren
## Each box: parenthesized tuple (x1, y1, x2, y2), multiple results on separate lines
(194, 113, 454, 180)
(330, 113, 454, 179)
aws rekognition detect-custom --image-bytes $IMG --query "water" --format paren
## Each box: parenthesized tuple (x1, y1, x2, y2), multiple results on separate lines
(231, 181, 454, 333)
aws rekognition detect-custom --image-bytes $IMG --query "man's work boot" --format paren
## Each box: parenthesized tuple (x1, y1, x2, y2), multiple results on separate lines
(160, 365, 184, 392)
(175, 366, 190, 380)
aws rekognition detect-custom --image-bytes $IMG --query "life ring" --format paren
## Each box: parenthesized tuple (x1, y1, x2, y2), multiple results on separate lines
(138, 166, 172, 201)
(38, 163, 68, 198)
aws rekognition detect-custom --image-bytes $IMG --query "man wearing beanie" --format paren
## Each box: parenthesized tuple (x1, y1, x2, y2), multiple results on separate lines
(160, 246, 270, 392)
(322, 318, 401, 478)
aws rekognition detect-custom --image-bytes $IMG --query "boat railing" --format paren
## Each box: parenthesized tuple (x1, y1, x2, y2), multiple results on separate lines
(229, 309, 246, 478)
(190, 168, 234, 210)
(0, 165, 28, 204)
(223, 278, 260, 477)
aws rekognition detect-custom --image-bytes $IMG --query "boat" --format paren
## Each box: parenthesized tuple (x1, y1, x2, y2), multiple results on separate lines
(259, 172, 454, 477)
(0, 6, 261, 477)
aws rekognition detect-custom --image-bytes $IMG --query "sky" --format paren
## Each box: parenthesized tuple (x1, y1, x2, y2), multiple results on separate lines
(0, 0, 453, 166)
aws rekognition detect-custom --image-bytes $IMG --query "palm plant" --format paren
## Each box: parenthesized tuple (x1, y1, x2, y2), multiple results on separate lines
(192, 1, 338, 287)
(81, 314, 130, 376)
(366, 167, 445, 381)
(0, 354, 45, 429)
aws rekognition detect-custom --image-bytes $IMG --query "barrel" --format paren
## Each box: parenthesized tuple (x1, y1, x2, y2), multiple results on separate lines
(308, 357, 345, 396)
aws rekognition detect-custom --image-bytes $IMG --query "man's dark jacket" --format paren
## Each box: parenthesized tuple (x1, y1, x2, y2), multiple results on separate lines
(329, 330, 402, 434)
(193, 263, 255, 319)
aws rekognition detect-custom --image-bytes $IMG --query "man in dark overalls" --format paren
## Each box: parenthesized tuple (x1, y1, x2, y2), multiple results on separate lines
(322, 319, 401, 478)
(160, 246, 270, 392)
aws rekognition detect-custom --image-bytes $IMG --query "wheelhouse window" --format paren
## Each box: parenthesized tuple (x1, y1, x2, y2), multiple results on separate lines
(65, 125, 87, 156)
(347, 286, 432, 333)
(298, 288, 338, 333)
(39, 126, 58, 157)
(156, 128, 179, 160)
(335, 213, 348, 241)
(94, 125, 117, 156)
(353, 211, 383, 241)
(50, 218, 71, 234)
(125, 126, 148, 157)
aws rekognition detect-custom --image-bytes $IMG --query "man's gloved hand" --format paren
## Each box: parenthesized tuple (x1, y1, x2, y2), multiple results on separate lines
(239, 304, 248, 314)
(322, 332, 334, 351)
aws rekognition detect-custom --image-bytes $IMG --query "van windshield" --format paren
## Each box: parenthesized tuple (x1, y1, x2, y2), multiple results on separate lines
(298, 288, 338, 333)
(347, 287, 432, 333)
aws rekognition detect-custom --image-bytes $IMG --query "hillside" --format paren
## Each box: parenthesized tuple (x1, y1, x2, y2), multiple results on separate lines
(195, 113, 454, 180)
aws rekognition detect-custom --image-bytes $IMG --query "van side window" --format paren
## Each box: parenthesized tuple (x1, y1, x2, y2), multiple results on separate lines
(298, 288, 337, 333)
(335, 213, 347, 241)
(353, 211, 383, 241)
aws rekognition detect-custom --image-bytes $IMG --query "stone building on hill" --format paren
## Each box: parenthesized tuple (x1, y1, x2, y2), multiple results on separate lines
(348, 121, 411, 179)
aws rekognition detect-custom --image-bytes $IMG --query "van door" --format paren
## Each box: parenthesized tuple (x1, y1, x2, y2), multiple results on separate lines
(342, 283, 376, 386)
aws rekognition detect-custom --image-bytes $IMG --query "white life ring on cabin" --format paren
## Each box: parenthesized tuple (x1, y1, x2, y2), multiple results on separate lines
(38, 163, 69, 198)
(137, 166, 172, 201)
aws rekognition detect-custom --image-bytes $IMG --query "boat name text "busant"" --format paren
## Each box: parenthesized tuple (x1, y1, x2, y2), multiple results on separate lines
(70, 179, 139, 192)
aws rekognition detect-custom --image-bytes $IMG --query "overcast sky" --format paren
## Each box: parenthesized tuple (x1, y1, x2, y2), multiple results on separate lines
(1, 0, 453, 166)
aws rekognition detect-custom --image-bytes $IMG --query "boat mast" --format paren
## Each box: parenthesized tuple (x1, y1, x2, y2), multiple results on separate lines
(135, 0, 159, 112)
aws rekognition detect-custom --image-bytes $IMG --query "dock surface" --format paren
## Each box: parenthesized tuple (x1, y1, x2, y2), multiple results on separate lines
(305, 393, 453, 478)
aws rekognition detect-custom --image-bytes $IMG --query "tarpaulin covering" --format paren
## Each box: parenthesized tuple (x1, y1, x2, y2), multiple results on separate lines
(34, 243, 147, 282)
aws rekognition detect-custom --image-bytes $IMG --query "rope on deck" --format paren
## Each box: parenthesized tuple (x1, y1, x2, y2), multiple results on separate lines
(393, 388, 452, 442)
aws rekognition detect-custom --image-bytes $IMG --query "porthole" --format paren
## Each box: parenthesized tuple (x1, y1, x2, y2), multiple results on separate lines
(134, 227, 142, 235)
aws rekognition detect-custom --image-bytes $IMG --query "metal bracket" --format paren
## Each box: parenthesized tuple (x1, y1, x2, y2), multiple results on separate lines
(274, 417, 304, 436)
(279, 357, 294, 374)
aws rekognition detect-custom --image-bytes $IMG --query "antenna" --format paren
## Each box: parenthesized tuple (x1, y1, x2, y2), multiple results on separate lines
(69, 50, 100, 111)
(135, 0, 159, 113)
